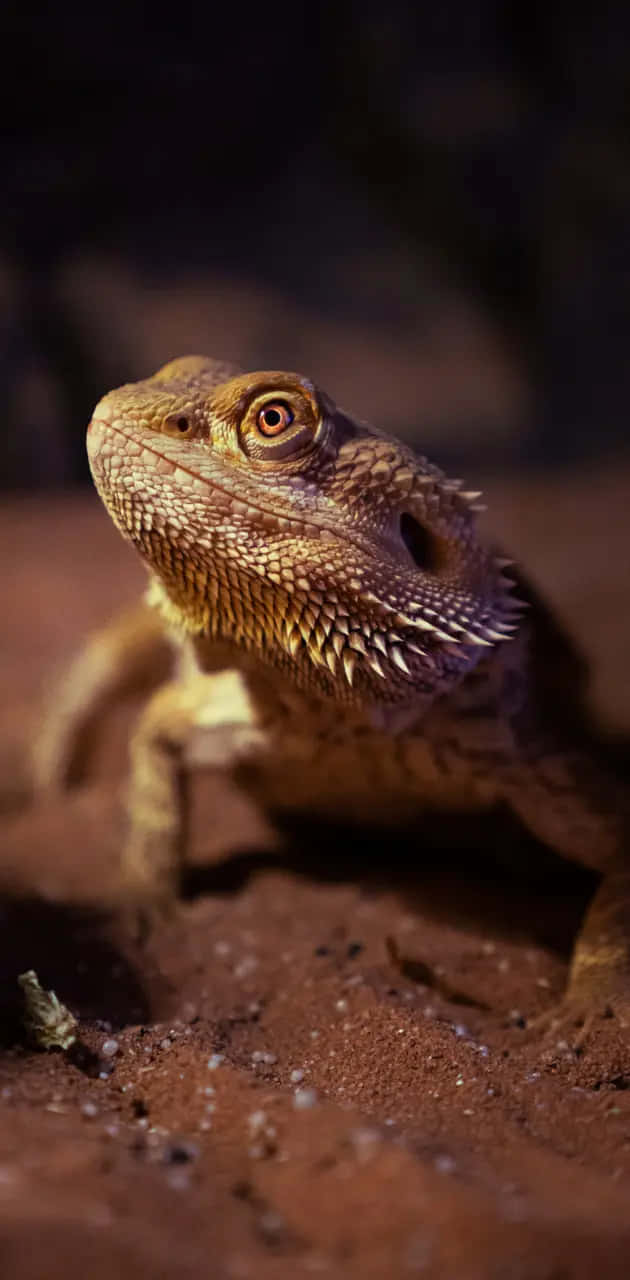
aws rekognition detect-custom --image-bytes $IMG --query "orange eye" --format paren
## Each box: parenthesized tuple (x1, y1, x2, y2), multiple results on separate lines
(257, 402, 293, 436)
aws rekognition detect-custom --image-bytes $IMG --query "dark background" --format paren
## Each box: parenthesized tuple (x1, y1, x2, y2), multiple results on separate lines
(2, 2, 630, 489)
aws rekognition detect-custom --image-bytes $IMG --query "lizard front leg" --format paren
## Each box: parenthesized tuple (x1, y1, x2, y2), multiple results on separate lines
(122, 668, 267, 922)
(32, 603, 172, 792)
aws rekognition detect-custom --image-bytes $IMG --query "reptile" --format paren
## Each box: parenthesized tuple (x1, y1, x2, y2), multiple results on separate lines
(33, 355, 630, 1044)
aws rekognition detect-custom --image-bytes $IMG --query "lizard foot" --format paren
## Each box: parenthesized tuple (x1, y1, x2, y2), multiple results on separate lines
(523, 982, 630, 1081)
(526, 993, 629, 1051)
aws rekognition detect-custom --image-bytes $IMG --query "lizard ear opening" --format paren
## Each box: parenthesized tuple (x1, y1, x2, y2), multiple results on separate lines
(399, 512, 442, 573)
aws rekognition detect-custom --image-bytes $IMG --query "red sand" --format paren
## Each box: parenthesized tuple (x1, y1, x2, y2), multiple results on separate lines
(0, 473, 629, 1279)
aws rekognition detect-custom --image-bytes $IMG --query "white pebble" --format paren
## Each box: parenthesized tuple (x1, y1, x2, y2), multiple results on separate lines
(289, 1069, 304, 1084)
(101, 1039, 119, 1058)
(207, 1053, 224, 1070)
(247, 1110, 267, 1134)
(293, 1088, 318, 1110)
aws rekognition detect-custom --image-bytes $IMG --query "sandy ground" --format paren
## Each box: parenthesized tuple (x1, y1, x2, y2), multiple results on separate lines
(0, 466, 629, 1279)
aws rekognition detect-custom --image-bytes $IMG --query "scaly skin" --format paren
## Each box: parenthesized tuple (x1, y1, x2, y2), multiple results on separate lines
(35, 356, 630, 1047)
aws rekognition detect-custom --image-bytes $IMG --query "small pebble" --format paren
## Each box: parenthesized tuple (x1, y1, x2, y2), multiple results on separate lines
(289, 1069, 304, 1084)
(234, 956, 258, 979)
(247, 1110, 267, 1134)
(81, 1101, 99, 1118)
(350, 1127, 381, 1161)
(258, 1209, 285, 1239)
(101, 1039, 119, 1058)
(207, 1054, 225, 1070)
(293, 1088, 318, 1110)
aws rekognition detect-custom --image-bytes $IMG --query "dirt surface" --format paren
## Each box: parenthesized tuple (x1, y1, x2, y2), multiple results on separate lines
(0, 469, 629, 1279)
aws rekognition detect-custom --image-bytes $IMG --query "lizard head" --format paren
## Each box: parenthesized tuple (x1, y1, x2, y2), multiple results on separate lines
(87, 355, 520, 708)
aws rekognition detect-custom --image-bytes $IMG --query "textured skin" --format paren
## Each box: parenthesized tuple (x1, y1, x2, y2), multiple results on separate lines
(35, 356, 630, 1045)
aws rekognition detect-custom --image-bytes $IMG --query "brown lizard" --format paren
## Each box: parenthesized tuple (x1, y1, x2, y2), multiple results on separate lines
(33, 355, 630, 1044)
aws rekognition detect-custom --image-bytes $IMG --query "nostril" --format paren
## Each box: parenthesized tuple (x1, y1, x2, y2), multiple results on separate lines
(399, 512, 441, 572)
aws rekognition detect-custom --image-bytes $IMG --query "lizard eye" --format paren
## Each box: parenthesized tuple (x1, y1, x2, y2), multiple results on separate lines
(257, 402, 294, 436)
(239, 387, 320, 461)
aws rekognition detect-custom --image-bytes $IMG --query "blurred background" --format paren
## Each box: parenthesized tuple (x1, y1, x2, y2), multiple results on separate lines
(2, 2, 630, 489)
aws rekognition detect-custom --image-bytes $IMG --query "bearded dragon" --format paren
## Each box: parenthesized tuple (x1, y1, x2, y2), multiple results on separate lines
(33, 356, 630, 1043)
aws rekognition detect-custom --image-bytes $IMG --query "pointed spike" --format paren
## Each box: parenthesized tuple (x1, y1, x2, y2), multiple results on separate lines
(407, 616, 437, 633)
(461, 632, 492, 646)
(335, 616, 350, 636)
(342, 651, 356, 686)
(332, 632, 345, 658)
(348, 632, 368, 656)
(469, 503, 487, 513)
(412, 619, 459, 643)
(494, 556, 515, 569)
(373, 633, 388, 657)
(390, 646, 412, 676)
(288, 629, 302, 658)
(461, 490, 483, 502)
(483, 627, 512, 642)
(367, 653, 387, 679)
(307, 643, 325, 667)
(324, 647, 338, 675)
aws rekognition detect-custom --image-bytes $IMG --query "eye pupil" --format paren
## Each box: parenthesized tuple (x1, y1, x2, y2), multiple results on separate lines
(176, 416, 190, 432)
(257, 401, 293, 436)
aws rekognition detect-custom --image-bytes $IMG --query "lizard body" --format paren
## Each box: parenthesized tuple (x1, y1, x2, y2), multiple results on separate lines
(35, 356, 630, 1043)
